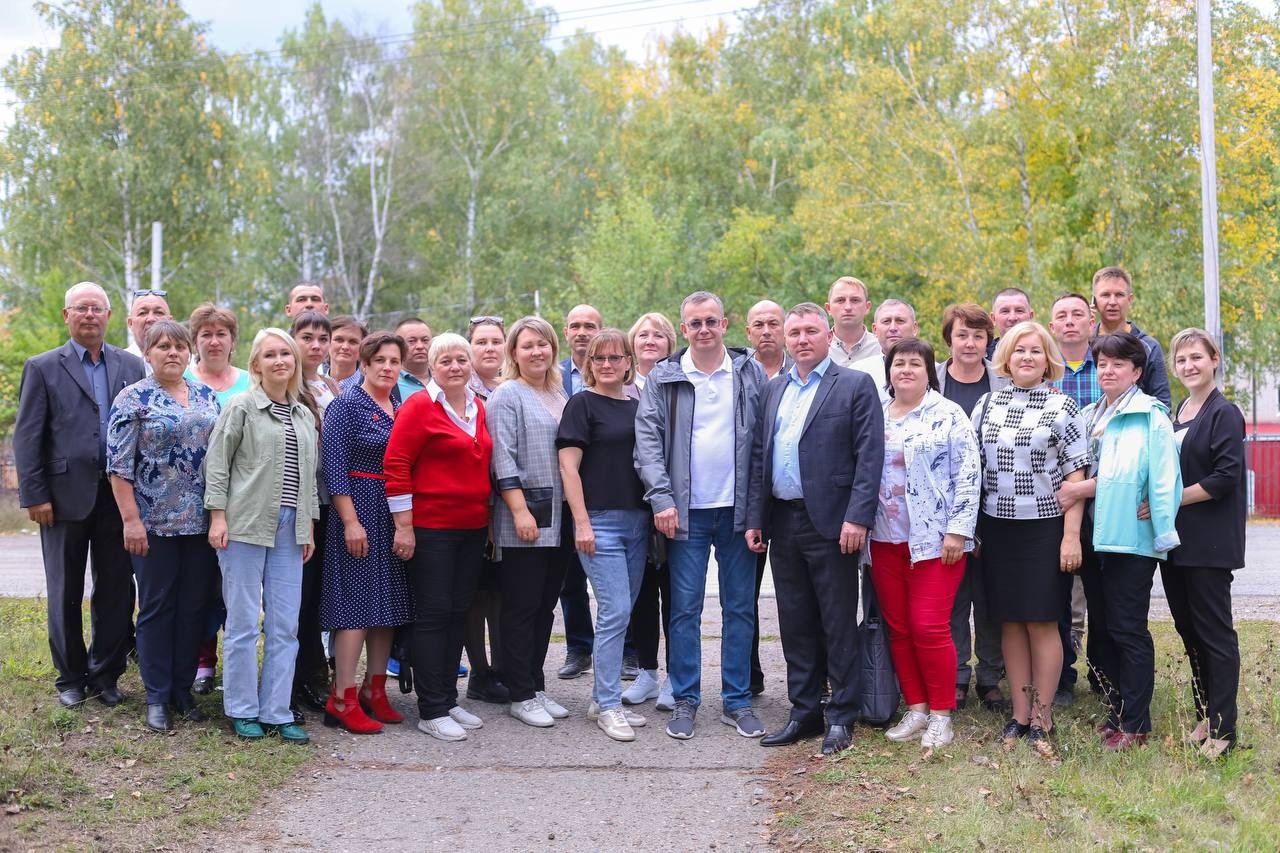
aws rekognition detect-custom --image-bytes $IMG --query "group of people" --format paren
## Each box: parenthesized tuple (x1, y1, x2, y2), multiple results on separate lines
(14, 268, 1245, 760)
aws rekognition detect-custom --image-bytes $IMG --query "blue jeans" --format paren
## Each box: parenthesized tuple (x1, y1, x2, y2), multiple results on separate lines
(580, 509, 650, 709)
(666, 507, 755, 711)
(219, 508, 303, 725)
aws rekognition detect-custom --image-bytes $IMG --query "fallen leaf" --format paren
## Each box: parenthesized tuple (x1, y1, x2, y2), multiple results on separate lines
(124, 758, 137, 768)
(943, 806, 956, 814)
(227, 772, 237, 781)
(4, 804, 21, 815)
(978, 787, 992, 798)
(895, 786, 911, 794)
(131, 791, 141, 799)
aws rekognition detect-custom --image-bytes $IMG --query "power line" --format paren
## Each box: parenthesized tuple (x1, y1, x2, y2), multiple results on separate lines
(1, 0, 743, 106)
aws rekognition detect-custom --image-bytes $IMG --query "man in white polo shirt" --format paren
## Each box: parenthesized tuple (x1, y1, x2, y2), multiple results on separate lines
(634, 291, 767, 740)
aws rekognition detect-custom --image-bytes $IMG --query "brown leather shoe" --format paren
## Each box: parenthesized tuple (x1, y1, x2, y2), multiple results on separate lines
(1104, 730, 1148, 751)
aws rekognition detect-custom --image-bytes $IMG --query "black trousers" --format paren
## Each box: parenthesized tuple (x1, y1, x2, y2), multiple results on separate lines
(40, 477, 135, 692)
(630, 555, 671, 672)
(1161, 562, 1239, 740)
(1079, 551, 1157, 733)
(293, 505, 328, 693)
(770, 501, 860, 726)
(750, 550, 767, 688)
(132, 534, 218, 705)
(407, 527, 486, 719)
(501, 545, 570, 702)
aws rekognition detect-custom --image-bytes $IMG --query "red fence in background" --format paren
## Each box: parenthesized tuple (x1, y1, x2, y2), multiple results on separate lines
(1248, 436, 1280, 517)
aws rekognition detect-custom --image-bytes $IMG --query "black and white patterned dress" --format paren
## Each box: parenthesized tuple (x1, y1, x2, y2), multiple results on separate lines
(972, 383, 1090, 621)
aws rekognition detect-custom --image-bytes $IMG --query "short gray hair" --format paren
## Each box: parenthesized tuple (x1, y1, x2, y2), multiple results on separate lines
(65, 282, 110, 309)
(680, 291, 725, 318)
(876, 299, 916, 323)
(786, 302, 830, 325)
(428, 332, 473, 367)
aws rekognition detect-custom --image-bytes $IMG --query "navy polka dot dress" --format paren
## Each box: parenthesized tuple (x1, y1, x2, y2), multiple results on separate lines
(320, 385, 412, 630)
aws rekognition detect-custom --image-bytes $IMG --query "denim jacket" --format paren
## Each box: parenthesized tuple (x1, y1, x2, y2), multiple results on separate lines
(875, 390, 981, 563)
(1081, 390, 1182, 560)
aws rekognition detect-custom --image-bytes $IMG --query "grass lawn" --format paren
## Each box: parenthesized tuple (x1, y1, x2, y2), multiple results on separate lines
(0, 597, 313, 851)
(765, 620, 1280, 851)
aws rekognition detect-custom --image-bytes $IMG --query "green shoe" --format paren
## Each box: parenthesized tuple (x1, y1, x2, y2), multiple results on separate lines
(232, 718, 265, 740)
(265, 722, 310, 744)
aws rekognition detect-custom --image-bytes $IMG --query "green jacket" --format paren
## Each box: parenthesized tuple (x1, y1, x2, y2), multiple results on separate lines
(204, 387, 319, 547)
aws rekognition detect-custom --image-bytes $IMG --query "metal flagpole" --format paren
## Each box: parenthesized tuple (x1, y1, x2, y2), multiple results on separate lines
(1197, 0, 1222, 351)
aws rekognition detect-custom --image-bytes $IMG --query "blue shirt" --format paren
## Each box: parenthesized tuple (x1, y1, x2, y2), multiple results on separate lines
(771, 357, 832, 500)
(1056, 350, 1100, 411)
(567, 360, 585, 395)
(70, 340, 111, 466)
(396, 370, 428, 402)
(106, 378, 221, 535)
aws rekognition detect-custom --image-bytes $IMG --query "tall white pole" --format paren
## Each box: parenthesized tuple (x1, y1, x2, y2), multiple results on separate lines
(1197, 0, 1222, 349)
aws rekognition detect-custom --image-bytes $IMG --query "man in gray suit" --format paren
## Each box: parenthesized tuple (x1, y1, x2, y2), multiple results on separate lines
(15, 282, 144, 708)
(746, 302, 883, 754)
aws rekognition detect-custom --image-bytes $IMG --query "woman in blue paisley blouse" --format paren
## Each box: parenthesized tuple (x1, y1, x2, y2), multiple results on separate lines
(869, 338, 981, 752)
(108, 320, 221, 733)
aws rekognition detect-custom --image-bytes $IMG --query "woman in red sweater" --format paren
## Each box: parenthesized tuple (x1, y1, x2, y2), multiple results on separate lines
(385, 332, 494, 741)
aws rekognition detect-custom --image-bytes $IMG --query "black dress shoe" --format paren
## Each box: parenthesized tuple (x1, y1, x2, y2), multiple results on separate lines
(760, 718, 824, 747)
(96, 685, 124, 707)
(145, 704, 172, 732)
(821, 724, 853, 755)
(192, 676, 215, 695)
(170, 693, 207, 722)
(294, 682, 328, 712)
(290, 703, 306, 725)
(57, 687, 87, 707)
(465, 673, 511, 704)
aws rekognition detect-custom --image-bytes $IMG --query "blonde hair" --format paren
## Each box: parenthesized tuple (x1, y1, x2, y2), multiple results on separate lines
(500, 316, 562, 391)
(627, 312, 676, 360)
(1169, 327, 1221, 362)
(247, 328, 304, 401)
(991, 321, 1066, 383)
(429, 332, 474, 368)
(583, 329, 635, 387)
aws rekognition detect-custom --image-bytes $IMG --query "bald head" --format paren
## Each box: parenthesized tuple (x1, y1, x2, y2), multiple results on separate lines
(746, 300, 785, 362)
(564, 304, 603, 363)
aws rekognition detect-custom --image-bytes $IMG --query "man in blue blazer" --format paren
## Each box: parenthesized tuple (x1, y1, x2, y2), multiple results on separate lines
(746, 302, 884, 754)
(14, 282, 145, 708)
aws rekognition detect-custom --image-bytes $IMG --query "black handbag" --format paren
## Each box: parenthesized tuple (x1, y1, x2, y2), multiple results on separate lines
(857, 567, 901, 726)
(522, 487, 554, 528)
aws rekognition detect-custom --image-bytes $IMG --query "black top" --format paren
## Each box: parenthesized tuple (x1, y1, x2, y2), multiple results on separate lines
(1167, 388, 1247, 569)
(942, 369, 990, 418)
(556, 391, 646, 511)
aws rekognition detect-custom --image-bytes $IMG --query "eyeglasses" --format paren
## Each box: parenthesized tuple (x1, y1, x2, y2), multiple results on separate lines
(131, 289, 167, 299)
(69, 304, 108, 315)
(469, 315, 503, 327)
(684, 318, 722, 331)
(589, 354, 629, 365)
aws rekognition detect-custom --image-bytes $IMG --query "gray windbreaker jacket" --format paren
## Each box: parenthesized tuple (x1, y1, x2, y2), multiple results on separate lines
(633, 346, 764, 540)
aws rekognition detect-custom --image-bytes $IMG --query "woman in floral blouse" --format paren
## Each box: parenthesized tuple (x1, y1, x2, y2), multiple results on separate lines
(108, 320, 221, 733)
(869, 338, 980, 752)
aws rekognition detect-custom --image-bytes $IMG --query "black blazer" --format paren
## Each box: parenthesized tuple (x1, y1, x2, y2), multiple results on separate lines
(1167, 388, 1246, 569)
(14, 340, 144, 521)
(746, 363, 884, 541)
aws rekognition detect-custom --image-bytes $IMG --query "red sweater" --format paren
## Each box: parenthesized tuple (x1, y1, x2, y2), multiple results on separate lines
(383, 393, 493, 529)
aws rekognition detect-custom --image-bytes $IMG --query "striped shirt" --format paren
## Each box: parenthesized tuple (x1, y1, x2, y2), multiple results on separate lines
(272, 401, 300, 508)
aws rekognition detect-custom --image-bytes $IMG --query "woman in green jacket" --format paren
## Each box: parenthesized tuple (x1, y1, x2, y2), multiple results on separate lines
(205, 328, 320, 744)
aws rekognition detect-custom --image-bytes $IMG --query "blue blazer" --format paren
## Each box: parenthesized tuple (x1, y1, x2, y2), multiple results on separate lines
(14, 340, 144, 521)
(746, 363, 884, 540)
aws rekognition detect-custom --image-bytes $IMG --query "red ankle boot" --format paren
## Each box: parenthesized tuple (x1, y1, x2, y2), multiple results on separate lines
(360, 674, 403, 724)
(324, 686, 383, 734)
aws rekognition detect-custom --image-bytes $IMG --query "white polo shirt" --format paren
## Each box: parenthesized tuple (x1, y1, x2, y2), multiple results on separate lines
(682, 348, 735, 509)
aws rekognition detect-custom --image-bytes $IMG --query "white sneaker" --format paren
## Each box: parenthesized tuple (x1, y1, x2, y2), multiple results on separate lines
(886, 710, 929, 742)
(654, 676, 675, 711)
(536, 691, 570, 719)
(597, 707, 636, 742)
(418, 715, 468, 741)
(920, 714, 954, 748)
(448, 705, 483, 730)
(510, 699, 554, 727)
(622, 669, 660, 705)
(587, 700, 647, 727)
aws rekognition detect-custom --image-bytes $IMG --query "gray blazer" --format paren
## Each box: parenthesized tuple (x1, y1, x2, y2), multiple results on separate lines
(14, 340, 144, 521)
(487, 379, 564, 548)
(746, 363, 885, 540)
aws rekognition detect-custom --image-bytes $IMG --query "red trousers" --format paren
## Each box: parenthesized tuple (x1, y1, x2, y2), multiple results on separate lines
(869, 541, 965, 711)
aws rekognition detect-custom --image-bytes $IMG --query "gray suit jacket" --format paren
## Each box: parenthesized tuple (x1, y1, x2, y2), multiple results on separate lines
(746, 363, 884, 540)
(14, 340, 144, 521)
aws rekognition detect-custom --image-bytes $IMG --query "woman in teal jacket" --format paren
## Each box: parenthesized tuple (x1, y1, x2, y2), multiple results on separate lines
(1057, 333, 1182, 751)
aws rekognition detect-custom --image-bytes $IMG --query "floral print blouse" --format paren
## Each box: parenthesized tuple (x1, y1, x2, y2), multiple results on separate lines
(107, 378, 221, 536)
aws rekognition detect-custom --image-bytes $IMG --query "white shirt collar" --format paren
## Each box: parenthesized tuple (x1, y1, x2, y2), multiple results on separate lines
(680, 348, 733, 378)
(427, 378, 477, 411)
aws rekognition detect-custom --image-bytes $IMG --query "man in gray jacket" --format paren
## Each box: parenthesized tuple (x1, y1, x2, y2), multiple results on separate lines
(634, 291, 766, 740)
